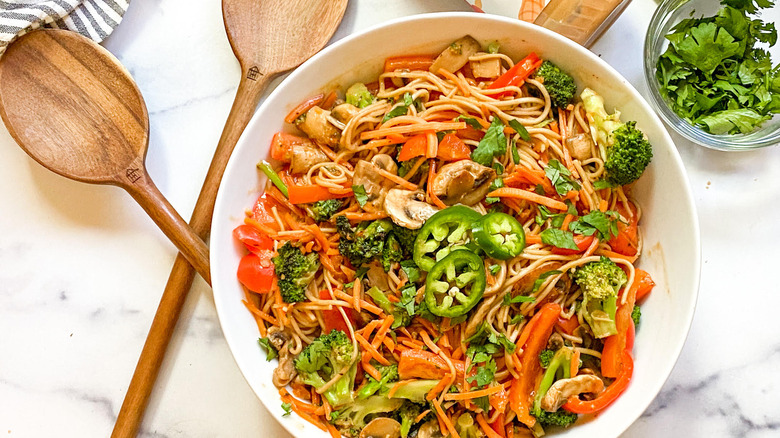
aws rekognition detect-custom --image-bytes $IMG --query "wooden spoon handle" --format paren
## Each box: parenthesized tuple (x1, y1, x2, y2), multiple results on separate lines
(111, 71, 271, 438)
(121, 161, 212, 284)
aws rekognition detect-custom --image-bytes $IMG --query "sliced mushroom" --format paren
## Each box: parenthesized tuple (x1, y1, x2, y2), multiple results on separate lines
(272, 350, 296, 388)
(352, 154, 397, 210)
(366, 262, 390, 292)
(267, 326, 290, 351)
(547, 332, 565, 351)
(360, 418, 401, 438)
(384, 189, 440, 229)
(566, 132, 595, 161)
(470, 53, 502, 79)
(416, 420, 445, 438)
(332, 103, 361, 124)
(429, 35, 481, 74)
(430, 160, 496, 206)
(296, 105, 341, 147)
(540, 374, 604, 412)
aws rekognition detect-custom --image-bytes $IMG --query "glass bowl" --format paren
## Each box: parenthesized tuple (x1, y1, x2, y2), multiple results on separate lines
(643, 0, 780, 150)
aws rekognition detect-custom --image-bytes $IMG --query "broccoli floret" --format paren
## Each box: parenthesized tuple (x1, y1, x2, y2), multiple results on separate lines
(398, 401, 424, 438)
(534, 61, 577, 109)
(294, 330, 358, 408)
(573, 257, 627, 338)
(391, 224, 419, 256)
(346, 82, 375, 109)
(539, 349, 556, 368)
(382, 234, 403, 271)
(366, 286, 411, 329)
(453, 413, 481, 438)
(309, 199, 344, 222)
(388, 379, 438, 403)
(534, 409, 578, 428)
(632, 304, 641, 326)
(272, 242, 320, 303)
(331, 396, 403, 434)
(336, 216, 394, 267)
(533, 347, 574, 417)
(604, 121, 653, 186)
(356, 364, 399, 400)
(581, 88, 652, 186)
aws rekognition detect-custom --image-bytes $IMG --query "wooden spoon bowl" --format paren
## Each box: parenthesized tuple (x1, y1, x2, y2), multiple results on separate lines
(0, 29, 210, 283)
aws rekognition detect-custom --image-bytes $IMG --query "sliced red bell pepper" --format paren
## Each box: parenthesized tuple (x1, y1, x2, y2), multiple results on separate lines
(233, 225, 274, 254)
(551, 235, 594, 256)
(555, 315, 580, 335)
(488, 52, 542, 98)
(251, 193, 282, 225)
(437, 133, 471, 161)
(319, 290, 355, 337)
(563, 350, 633, 414)
(287, 184, 352, 204)
(398, 134, 427, 162)
(601, 276, 639, 378)
(608, 202, 639, 256)
(489, 412, 506, 438)
(398, 349, 468, 381)
(456, 125, 485, 142)
(508, 302, 561, 428)
(237, 252, 275, 293)
(634, 269, 655, 302)
(384, 54, 436, 72)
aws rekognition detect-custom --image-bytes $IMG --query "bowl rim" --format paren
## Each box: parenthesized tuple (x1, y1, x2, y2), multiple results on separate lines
(212, 11, 702, 438)
(642, 0, 780, 151)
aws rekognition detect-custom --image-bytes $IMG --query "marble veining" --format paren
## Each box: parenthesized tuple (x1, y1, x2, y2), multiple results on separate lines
(1, 0, 779, 437)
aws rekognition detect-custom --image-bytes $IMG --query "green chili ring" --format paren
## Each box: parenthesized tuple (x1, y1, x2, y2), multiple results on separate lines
(424, 249, 487, 317)
(413, 206, 481, 272)
(471, 212, 526, 260)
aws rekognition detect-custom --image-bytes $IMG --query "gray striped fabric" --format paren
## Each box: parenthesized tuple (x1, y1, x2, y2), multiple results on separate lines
(0, 0, 129, 54)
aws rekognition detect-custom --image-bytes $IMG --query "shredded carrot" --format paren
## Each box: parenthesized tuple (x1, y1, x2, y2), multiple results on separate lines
(304, 224, 331, 250)
(399, 338, 425, 350)
(427, 160, 449, 209)
(342, 211, 389, 221)
(561, 214, 575, 231)
(487, 187, 569, 210)
(583, 237, 600, 257)
(360, 121, 466, 140)
(599, 199, 608, 212)
(426, 374, 452, 401)
(319, 253, 339, 276)
(371, 315, 395, 350)
(244, 216, 278, 237)
(388, 379, 417, 398)
(285, 93, 324, 124)
(242, 300, 279, 326)
(597, 249, 639, 263)
(477, 413, 503, 438)
(525, 233, 542, 245)
(289, 404, 327, 431)
(382, 336, 395, 352)
(355, 332, 390, 366)
(571, 350, 581, 377)
(352, 280, 361, 312)
(375, 167, 418, 191)
(403, 156, 428, 181)
(415, 409, 432, 424)
(419, 330, 441, 354)
(325, 422, 340, 438)
(444, 383, 504, 400)
(432, 399, 461, 438)
(438, 68, 470, 96)
(362, 356, 383, 381)
(365, 137, 407, 148)
(333, 290, 382, 314)
(359, 320, 381, 339)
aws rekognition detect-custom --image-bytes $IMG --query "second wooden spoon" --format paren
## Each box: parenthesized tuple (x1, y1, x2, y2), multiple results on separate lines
(0, 29, 211, 284)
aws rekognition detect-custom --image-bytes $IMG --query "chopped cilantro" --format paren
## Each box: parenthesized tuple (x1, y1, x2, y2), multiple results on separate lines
(540, 228, 579, 250)
(545, 159, 581, 196)
(352, 184, 368, 207)
(569, 210, 619, 240)
(258, 337, 278, 361)
(471, 117, 507, 166)
(281, 402, 292, 417)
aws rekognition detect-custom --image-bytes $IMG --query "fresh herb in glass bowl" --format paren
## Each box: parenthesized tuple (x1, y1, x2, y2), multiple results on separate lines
(655, 0, 779, 135)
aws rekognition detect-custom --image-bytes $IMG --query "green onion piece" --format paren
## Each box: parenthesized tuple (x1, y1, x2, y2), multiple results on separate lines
(257, 160, 288, 198)
(508, 119, 531, 142)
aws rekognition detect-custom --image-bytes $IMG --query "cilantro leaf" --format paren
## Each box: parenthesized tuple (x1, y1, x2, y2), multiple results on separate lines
(544, 159, 581, 196)
(457, 115, 484, 130)
(258, 337, 278, 361)
(503, 293, 536, 305)
(471, 117, 507, 166)
(540, 228, 579, 250)
(382, 93, 415, 122)
(531, 270, 563, 293)
(352, 184, 368, 207)
(569, 210, 619, 240)
(281, 402, 292, 417)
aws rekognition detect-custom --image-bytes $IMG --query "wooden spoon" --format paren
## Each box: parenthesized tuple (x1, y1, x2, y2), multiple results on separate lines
(111, 0, 348, 436)
(0, 29, 211, 285)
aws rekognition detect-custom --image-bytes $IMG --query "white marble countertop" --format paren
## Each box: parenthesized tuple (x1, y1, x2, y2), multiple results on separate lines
(2, 0, 779, 437)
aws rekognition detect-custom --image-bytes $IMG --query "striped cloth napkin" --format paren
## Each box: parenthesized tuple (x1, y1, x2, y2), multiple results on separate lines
(0, 0, 129, 54)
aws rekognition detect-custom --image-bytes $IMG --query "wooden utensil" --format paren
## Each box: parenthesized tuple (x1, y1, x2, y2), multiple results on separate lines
(111, 1, 348, 436)
(0, 29, 211, 285)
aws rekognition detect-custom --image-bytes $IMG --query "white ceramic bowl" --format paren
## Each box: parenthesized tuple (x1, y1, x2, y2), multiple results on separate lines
(211, 12, 701, 438)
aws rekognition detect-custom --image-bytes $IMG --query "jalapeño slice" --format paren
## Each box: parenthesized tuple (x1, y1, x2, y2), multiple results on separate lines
(413, 205, 481, 272)
(425, 250, 486, 317)
(471, 212, 526, 260)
